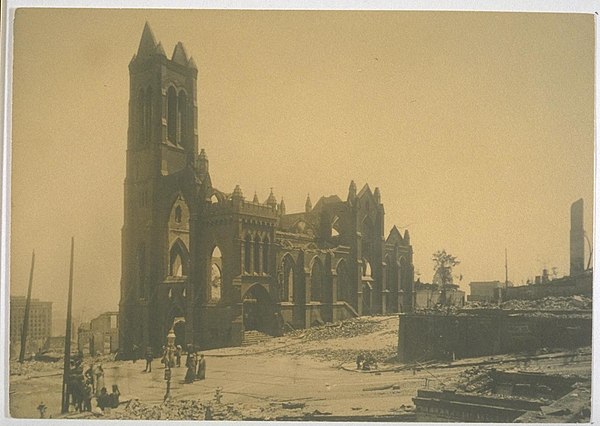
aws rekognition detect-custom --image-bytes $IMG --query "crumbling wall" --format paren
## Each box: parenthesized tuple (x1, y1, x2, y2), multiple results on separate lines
(397, 311, 591, 362)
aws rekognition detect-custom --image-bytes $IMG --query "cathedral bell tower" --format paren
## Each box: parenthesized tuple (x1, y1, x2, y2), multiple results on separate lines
(120, 23, 199, 355)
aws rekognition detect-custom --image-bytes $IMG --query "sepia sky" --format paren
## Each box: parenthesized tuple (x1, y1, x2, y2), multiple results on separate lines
(9, 9, 594, 328)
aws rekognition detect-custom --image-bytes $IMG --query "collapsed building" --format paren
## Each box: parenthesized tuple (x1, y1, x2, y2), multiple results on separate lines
(119, 24, 415, 354)
(413, 369, 591, 423)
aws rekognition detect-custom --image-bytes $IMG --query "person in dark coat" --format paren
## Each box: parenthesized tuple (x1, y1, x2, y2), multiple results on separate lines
(109, 384, 120, 408)
(97, 387, 111, 410)
(144, 346, 153, 372)
(83, 383, 93, 412)
(184, 350, 196, 383)
(196, 354, 206, 380)
(175, 345, 182, 367)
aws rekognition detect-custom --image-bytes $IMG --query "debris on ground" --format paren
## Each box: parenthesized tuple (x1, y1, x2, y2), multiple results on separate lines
(288, 317, 391, 341)
(499, 295, 592, 311)
(416, 295, 592, 315)
(10, 360, 62, 376)
(282, 402, 305, 409)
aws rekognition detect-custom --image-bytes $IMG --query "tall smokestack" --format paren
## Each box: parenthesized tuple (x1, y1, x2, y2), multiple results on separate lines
(570, 198, 584, 276)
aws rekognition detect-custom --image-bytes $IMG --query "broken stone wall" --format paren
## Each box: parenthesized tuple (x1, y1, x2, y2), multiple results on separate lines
(397, 311, 591, 362)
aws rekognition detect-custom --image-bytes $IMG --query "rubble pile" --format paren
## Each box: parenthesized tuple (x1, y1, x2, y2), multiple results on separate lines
(289, 317, 390, 341)
(10, 359, 62, 376)
(296, 346, 396, 364)
(414, 304, 462, 315)
(110, 398, 247, 421)
(108, 398, 308, 421)
(500, 296, 591, 311)
(456, 366, 494, 394)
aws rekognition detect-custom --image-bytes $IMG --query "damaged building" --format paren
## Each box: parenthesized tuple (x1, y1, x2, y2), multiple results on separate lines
(119, 24, 415, 355)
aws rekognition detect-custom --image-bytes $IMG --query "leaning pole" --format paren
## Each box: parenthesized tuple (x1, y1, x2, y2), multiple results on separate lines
(61, 237, 75, 414)
(18, 250, 35, 363)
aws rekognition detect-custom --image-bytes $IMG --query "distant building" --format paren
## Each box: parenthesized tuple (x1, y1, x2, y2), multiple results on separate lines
(10, 296, 52, 358)
(505, 270, 592, 301)
(505, 199, 592, 301)
(77, 322, 92, 355)
(467, 281, 510, 303)
(414, 281, 465, 308)
(78, 312, 119, 355)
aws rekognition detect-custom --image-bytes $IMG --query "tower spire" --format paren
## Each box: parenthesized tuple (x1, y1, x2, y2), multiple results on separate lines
(305, 194, 312, 213)
(137, 22, 158, 58)
(347, 180, 357, 203)
(266, 188, 278, 208)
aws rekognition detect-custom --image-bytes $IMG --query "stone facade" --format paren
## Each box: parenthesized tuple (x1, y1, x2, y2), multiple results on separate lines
(119, 24, 415, 355)
(78, 312, 119, 355)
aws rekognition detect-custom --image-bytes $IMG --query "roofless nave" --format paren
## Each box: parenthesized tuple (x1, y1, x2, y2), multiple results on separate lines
(119, 23, 415, 354)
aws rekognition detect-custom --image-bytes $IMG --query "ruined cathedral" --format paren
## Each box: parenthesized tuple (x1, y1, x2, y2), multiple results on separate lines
(119, 24, 415, 354)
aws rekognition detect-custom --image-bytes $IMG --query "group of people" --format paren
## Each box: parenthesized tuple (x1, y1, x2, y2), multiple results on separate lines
(132, 342, 207, 383)
(67, 356, 120, 412)
(356, 353, 378, 371)
(184, 346, 206, 384)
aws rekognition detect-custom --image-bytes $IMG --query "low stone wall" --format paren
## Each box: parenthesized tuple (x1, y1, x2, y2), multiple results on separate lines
(397, 310, 591, 362)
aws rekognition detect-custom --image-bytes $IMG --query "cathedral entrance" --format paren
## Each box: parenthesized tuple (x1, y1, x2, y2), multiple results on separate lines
(173, 318, 186, 348)
(243, 284, 275, 335)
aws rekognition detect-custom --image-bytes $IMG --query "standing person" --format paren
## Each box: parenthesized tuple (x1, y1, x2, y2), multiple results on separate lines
(197, 354, 206, 380)
(83, 383, 93, 412)
(109, 384, 120, 408)
(97, 387, 111, 411)
(132, 343, 139, 363)
(37, 402, 47, 419)
(95, 364, 105, 398)
(175, 345, 182, 367)
(184, 347, 196, 383)
(89, 362, 97, 395)
(144, 346, 153, 372)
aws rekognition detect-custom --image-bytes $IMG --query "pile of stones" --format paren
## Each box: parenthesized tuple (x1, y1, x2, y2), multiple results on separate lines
(290, 317, 389, 341)
(500, 295, 591, 311)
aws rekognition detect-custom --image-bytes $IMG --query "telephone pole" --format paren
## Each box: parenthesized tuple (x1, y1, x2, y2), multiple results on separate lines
(61, 237, 75, 414)
(18, 250, 35, 363)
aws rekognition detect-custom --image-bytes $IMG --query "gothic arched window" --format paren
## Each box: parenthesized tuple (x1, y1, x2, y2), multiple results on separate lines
(336, 260, 349, 302)
(210, 246, 222, 302)
(167, 86, 177, 144)
(177, 90, 187, 146)
(145, 86, 152, 144)
(244, 234, 252, 274)
(254, 235, 261, 274)
(310, 258, 323, 302)
(262, 236, 269, 274)
(281, 255, 294, 302)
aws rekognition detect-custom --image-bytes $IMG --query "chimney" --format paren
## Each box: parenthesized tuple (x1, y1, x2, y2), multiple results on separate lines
(570, 199, 585, 276)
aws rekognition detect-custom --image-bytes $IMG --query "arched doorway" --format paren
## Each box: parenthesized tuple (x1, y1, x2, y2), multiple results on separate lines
(362, 283, 372, 315)
(243, 284, 276, 335)
(173, 318, 186, 348)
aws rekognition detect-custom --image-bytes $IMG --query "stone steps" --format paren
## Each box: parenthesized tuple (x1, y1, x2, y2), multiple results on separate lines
(242, 330, 272, 346)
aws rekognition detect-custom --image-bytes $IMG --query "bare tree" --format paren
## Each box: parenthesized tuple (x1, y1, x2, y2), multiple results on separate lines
(432, 250, 460, 306)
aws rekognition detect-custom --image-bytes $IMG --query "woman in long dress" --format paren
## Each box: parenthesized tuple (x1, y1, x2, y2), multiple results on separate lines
(95, 364, 105, 398)
(196, 354, 206, 380)
(184, 350, 196, 383)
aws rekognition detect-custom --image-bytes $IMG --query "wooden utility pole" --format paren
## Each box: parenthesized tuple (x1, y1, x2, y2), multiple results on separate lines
(61, 237, 75, 414)
(18, 250, 35, 363)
